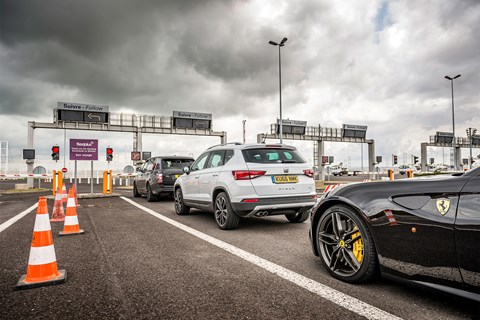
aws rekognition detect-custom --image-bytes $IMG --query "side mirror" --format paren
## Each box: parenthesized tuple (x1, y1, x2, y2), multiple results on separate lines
(183, 166, 191, 174)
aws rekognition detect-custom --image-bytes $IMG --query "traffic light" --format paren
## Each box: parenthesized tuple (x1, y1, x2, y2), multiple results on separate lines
(413, 155, 419, 163)
(106, 147, 113, 162)
(51, 145, 60, 161)
(393, 154, 398, 165)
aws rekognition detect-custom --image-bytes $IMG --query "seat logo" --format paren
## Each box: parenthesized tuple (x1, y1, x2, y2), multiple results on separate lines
(283, 168, 289, 173)
(436, 198, 450, 215)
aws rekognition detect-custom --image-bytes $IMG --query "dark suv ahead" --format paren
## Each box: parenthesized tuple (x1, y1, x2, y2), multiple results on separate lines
(134, 156, 194, 201)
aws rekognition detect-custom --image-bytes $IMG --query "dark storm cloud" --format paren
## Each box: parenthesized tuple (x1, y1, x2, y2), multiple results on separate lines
(0, 0, 238, 116)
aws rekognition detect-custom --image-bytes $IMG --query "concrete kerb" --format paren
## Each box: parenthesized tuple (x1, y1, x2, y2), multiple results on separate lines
(44, 193, 121, 200)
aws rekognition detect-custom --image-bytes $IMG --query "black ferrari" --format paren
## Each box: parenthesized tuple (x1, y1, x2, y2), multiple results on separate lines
(310, 167, 480, 302)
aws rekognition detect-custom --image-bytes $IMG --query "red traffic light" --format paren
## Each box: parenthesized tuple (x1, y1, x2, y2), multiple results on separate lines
(52, 146, 59, 153)
(106, 148, 113, 155)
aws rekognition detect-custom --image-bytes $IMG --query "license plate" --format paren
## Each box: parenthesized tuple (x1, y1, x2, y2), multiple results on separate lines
(272, 175, 298, 184)
(175, 174, 181, 179)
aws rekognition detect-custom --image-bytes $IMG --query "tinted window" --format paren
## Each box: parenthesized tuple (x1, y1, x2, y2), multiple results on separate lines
(207, 150, 225, 168)
(242, 148, 305, 163)
(191, 153, 209, 171)
(161, 158, 194, 169)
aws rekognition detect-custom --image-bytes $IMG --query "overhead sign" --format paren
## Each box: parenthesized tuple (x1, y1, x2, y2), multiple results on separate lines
(435, 132, 453, 144)
(56, 102, 109, 124)
(276, 119, 307, 135)
(57, 102, 109, 112)
(343, 124, 368, 138)
(173, 111, 212, 129)
(70, 139, 98, 161)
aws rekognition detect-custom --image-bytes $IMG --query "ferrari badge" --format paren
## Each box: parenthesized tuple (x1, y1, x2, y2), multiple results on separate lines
(436, 198, 450, 215)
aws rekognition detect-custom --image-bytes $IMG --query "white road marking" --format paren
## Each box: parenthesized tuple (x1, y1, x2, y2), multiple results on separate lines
(0, 203, 38, 234)
(121, 196, 402, 320)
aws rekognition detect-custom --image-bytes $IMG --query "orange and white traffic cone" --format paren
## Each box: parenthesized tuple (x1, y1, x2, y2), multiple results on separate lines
(61, 185, 68, 204)
(16, 197, 66, 289)
(59, 188, 85, 236)
(50, 187, 65, 222)
(72, 183, 80, 207)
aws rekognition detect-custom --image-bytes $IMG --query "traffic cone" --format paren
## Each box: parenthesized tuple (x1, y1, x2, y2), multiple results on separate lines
(59, 188, 84, 236)
(61, 185, 68, 204)
(16, 197, 66, 289)
(50, 187, 65, 222)
(72, 183, 80, 207)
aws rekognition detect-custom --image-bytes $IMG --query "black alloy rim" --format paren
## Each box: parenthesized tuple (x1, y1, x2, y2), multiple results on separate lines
(317, 211, 364, 277)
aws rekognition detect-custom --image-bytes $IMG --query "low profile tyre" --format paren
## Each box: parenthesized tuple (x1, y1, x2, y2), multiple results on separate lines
(133, 182, 141, 198)
(285, 210, 310, 223)
(316, 205, 378, 283)
(174, 188, 190, 215)
(146, 184, 158, 202)
(214, 192, 240, 230)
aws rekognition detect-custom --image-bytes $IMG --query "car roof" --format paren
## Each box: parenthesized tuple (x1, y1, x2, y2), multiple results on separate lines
(207, 142, 297, 151)
(147, 156, 194, 160)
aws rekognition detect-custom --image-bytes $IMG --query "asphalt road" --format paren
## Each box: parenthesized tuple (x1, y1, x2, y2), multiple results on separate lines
(0, 181, 479, 319)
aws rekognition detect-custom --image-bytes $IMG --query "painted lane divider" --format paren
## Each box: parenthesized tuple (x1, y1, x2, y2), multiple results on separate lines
(120, 196, 402, 320)
(0, 203, 38, 234)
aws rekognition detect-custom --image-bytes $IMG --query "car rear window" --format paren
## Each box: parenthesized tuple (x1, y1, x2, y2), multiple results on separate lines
(161, 159, 194, 169)
(242, 148, 305, 163)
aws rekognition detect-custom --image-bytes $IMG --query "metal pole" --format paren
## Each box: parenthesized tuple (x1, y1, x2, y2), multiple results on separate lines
(242, 120, 246, 144)
(74, 160, 78, 191)
(278, 45, 283, 144)
(451, 80, 456, 171)
(90, 160, 93, 195)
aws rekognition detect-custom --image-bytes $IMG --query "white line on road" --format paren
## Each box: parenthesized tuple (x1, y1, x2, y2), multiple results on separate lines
(0, 203, 38, 234)
(121, 197, 402, 320)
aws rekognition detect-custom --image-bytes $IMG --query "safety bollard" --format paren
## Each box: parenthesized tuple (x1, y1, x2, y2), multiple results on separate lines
(388, 169, 395, 181)
(103, 170, 113, 194)
(52, 170, 63, 196)
(406, 170, 413, 178)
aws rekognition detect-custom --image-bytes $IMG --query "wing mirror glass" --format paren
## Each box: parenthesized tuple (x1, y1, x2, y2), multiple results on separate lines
(183, 166, 191, 174)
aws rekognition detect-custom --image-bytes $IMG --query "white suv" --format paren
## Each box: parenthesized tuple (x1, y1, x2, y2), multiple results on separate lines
(174, 143, 317, 230)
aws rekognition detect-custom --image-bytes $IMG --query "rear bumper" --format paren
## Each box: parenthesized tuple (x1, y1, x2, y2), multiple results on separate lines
(231, 195, 317, 217)
(152, 184, 174, 194)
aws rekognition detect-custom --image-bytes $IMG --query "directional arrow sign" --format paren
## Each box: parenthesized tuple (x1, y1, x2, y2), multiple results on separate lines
(83, 112, 108, 123)
(87, 113, 101, 121)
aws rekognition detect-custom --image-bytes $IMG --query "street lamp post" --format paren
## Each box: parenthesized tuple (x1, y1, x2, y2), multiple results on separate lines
(445, 74, 461, 171)
(269, 37, 288, 144)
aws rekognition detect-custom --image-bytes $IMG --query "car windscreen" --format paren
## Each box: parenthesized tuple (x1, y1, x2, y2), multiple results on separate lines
(242, 148, 306, 163)
(162, 159, 194, 169)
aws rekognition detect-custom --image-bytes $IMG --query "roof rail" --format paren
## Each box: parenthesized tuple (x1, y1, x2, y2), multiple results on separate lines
(207, 142, 243, 150)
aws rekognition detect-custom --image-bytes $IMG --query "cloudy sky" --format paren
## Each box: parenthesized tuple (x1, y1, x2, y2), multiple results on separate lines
(1, 0, 480, 172)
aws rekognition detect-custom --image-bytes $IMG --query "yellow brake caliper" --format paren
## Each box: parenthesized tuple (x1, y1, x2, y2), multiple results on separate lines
(351, 226, 363, 263)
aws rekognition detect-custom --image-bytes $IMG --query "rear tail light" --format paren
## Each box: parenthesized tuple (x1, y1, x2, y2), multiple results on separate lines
(241, 198, 259, 203)
(157, 173, 163, 183)
(232, 170, 266, 180)
(303, 169, 314, 177)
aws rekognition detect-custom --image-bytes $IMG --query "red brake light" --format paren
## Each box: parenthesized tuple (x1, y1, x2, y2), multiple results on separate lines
(241, 198, 259, 203)
(303, 169, 314, 177)
(157, 173, 163, 183)
(232, 170, 266, 180)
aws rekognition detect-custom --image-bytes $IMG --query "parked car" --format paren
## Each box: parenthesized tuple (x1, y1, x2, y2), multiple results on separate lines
(309, 167, 480, 302)
(174, 143, 317, 230)
(398, 164, 411, 175)
(133, 156, 194, 201)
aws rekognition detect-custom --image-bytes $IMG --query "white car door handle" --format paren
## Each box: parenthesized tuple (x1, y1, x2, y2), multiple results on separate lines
(212, 174, 218, 177)
(195, 176, 199, 179)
